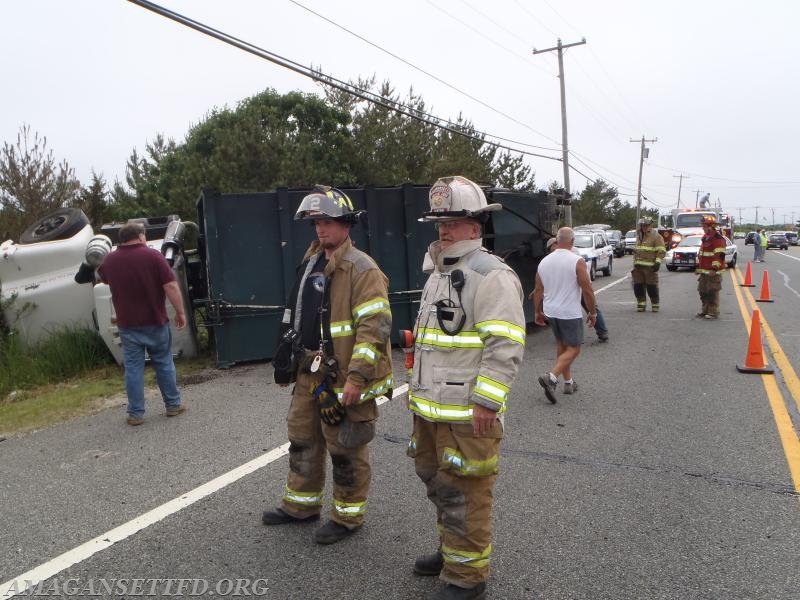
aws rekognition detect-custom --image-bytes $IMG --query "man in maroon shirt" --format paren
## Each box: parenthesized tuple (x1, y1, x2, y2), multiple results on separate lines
(98, 222, 187, 425)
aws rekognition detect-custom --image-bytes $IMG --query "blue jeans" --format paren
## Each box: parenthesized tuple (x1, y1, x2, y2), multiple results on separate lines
(581, 298, 608, 337)
(119, 324, 181, 418)
(594, 306, 609, 337)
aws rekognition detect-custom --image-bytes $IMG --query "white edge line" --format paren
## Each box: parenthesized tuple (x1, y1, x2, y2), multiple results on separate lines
(0, 384, 408, 598)
(594, 273, 630, 294)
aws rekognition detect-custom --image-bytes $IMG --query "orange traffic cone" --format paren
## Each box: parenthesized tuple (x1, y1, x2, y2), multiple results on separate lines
(740, 261, 755, 287)
(755, 271, 774, 303)
(736, 309, 773, 373)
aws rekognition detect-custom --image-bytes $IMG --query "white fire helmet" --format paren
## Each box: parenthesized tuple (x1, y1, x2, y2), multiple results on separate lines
(420, 176, 502, 223)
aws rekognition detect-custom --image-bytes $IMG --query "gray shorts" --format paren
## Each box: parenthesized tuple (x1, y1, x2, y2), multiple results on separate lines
(548, 317, 584, 347)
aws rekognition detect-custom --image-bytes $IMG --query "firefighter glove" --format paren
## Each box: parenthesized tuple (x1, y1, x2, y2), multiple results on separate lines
(652, 262, 661, 272)
(312, 380, 345, 426)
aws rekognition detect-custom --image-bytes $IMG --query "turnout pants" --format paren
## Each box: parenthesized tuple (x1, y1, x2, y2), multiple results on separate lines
(281, 369, 376, 528)
(410, 415, 503, 587)
(631, 266, 660, 311)
(698, 272, 722, 317)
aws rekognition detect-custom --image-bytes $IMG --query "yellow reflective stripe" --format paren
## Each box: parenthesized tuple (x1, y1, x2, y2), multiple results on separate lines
(634, 259, 655, 266)
(409, 395, 507, 420)
(283, 486, 323, 507)
(353, 297, 390, 320)
(330, 320, 354, 338)
(333, 499, 366, 516)
(441, 447, 499, 476)
(441, 543, 492, 569)
(352, 342, 379, 365)
(417, 327, 484, 348)
(475, 375, 509, 405)
(409, 395, 473, 421)
(334, 374, 393, 402)
(475, 320, 525, 345)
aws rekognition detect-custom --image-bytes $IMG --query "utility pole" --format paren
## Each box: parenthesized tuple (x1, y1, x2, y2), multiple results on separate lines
(630, 136, 657, 224)
(533, 37, 586, 226)
(754, 206, 760, 228)
(693, 190, 704, 207)
(673, 174, 688, 208)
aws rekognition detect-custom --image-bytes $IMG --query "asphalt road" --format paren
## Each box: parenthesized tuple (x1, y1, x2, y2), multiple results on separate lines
(2, 242, 799, 599)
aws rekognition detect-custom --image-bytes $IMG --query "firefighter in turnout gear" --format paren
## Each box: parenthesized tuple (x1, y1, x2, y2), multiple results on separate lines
(263, 186, 393, 545)
(696, 215, 727, 319)
(408, 176, 526, 600)
(632, 217, 667, 312)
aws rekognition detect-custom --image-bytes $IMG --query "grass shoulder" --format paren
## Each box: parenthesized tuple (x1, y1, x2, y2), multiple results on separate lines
(0, 355, 216, 438)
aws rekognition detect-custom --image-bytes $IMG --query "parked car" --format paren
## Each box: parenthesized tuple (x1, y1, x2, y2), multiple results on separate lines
(606, 229, 625, 257)
(664, 235, 738, 271)
(624, 230, 637, 254)
(767, 232, 789, 250)
(745, 231, 756, 245)
(784, 231, 798, 246)
(733, 232, 745, 239)
(572, 229, 613, 280)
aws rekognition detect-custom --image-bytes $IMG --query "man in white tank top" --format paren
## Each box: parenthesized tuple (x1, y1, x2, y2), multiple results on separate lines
(532, 227, 597, 403)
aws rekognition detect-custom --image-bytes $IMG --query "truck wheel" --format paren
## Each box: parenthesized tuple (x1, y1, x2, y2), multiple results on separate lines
(602, 257, 612, 276)
(19, 208, 90, 244)
(589, 260, 596, 281)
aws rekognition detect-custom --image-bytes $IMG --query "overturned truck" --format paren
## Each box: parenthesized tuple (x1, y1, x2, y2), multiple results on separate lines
(0, 184, 557, 368)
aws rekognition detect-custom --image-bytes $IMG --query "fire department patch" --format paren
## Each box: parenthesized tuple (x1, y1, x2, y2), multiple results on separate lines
(429, 184, 451, 211)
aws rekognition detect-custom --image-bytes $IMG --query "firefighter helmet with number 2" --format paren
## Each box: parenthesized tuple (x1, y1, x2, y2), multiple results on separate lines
(420, 176, 502, 223)
(295, 185, 364, 225)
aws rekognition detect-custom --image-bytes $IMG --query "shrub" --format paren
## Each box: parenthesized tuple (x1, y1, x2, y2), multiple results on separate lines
(0, 327, 113, 399)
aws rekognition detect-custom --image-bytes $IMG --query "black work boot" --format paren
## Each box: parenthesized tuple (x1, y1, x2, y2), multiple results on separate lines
(429, 582, 487, 600)
(261, 507, 319, 526)
(413, 551, 444, 576)
(313, 520, 359, 545)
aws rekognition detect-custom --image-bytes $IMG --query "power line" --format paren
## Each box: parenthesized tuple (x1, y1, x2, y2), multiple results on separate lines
(648, 162, 800, 185)
(293, 0, 652, 193)
(126, 0, 562, 164)
(288, 0, 559, 149)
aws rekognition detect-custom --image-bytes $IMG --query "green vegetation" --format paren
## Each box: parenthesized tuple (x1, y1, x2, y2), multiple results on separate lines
(0, 326, 213, 436)
(0, 327, 113, 396)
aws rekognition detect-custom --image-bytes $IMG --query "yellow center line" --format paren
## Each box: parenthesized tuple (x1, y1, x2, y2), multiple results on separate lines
(729, 266, 800, 492)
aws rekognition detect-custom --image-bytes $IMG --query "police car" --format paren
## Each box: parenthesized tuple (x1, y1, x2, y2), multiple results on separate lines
(664, 235, 738, 271)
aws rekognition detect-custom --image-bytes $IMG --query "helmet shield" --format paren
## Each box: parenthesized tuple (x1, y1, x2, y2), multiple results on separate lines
(295, 186, 360, 223)
(702, 215, 717, 225)
(420, 176, 502, 222)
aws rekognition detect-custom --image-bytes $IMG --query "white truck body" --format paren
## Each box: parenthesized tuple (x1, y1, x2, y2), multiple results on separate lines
(0, 222, 197, 363)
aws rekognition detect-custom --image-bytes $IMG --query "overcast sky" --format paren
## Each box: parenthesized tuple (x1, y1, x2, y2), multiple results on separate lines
(3, 0, 799, 227)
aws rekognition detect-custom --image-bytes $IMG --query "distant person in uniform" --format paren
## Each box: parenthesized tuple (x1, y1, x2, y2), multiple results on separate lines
(753, 228, 764, 262)
(696, 215, 727, 319)
(631, 217, 666, 312)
